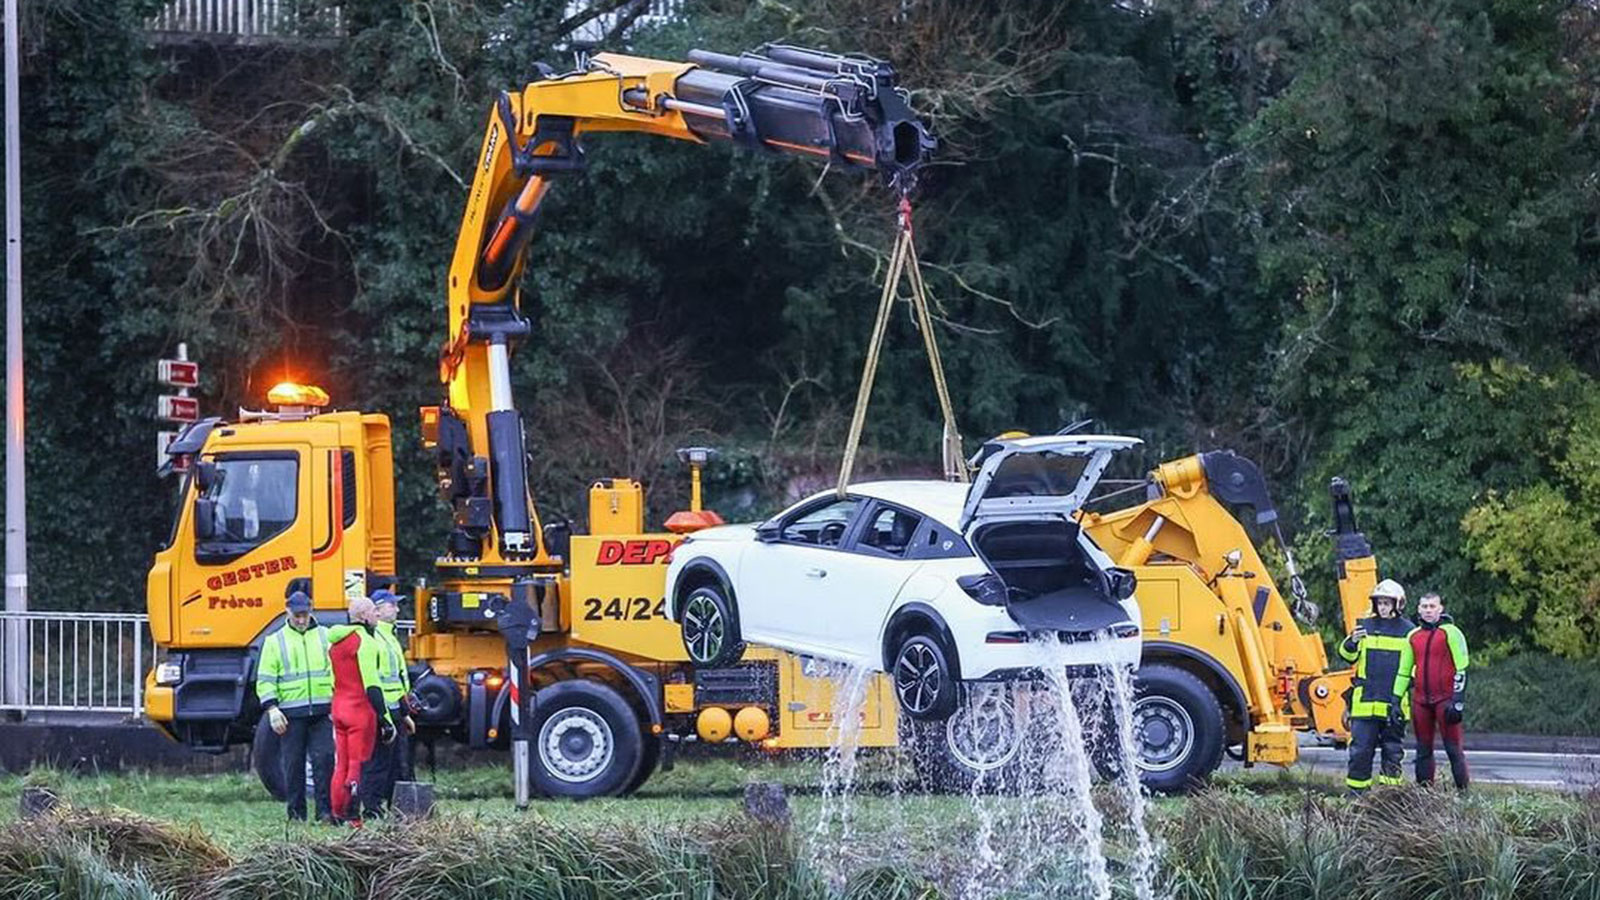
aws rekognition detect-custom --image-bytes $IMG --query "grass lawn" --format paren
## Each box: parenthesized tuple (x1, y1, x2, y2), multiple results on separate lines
(2, 756, 1595, 898)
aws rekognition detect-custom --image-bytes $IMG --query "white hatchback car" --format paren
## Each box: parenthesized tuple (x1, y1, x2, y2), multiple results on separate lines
(665, 434, 1143, 721)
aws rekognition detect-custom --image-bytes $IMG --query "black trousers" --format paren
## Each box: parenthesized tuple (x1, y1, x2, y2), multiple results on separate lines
(281, 714, 334, 821)
(360, 720, 403, 813)
(1348, 717, 1404, 789)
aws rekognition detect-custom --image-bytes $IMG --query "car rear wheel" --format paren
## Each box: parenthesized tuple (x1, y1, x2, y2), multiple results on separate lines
(893, 633, 959, 721)
(679, 584, 744, 668)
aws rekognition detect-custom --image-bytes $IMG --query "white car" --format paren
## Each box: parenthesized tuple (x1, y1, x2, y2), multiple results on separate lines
(665, 434, 1143, 721)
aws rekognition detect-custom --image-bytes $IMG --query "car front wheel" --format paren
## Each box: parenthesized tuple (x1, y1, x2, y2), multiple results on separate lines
(893, 633, 959, 721)
(679, 584, 744, 668)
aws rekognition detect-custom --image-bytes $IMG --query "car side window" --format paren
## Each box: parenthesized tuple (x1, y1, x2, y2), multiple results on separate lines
(780, 498, 861, 548)
(855, 505, 923, 559)
(906, 520, 973, 560)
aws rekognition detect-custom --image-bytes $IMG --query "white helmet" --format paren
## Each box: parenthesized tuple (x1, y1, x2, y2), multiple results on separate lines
(1370, 578, 1406, 608)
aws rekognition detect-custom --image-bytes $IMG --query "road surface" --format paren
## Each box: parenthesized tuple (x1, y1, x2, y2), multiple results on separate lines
(1248, 745, 1600, 790)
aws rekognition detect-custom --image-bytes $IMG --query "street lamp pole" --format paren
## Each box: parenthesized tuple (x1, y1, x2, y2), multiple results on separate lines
(4, 0, 28, 709)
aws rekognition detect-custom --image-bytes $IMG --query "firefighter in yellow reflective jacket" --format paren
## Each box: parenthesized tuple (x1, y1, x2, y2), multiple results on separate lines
(254, 590, 335, 822)
(1339, 578, 1416, 794)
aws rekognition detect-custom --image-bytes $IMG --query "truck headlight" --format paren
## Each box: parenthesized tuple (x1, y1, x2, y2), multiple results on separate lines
(155, 662, 183, 685)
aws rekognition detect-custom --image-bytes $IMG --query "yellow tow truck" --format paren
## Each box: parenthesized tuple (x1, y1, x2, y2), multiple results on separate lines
(1082, 452, 1377, 791)
(145, 43, 931, 798)
(143, 44, 1378, 797)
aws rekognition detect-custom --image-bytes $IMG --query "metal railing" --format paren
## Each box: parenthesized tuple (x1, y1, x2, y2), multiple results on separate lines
(0, 611, 414, 719)
(146, 0, 345, 42)
(0, 611, 151, 716)
(565, 0, 684, 45)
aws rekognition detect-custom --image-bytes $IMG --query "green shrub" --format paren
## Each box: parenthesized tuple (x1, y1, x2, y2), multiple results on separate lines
(1469, 655, 1600, 736)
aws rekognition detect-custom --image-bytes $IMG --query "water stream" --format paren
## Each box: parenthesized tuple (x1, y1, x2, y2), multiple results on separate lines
(802, 638, 1162, 899)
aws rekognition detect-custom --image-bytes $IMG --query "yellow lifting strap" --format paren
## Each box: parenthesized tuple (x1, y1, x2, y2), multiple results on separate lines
(837, 199, 966, 496)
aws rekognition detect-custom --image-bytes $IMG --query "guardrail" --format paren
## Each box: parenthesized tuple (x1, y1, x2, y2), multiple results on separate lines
(0, 611, 151, 717)
(0, 611, 414, 719)
(146, 0, 345, 42)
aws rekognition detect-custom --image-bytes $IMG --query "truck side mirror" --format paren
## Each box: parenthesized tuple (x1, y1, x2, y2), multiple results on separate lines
(194, 498, 217, 541)
(194, 460, 219, 492)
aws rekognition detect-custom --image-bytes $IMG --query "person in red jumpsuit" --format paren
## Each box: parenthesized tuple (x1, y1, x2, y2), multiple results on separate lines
(1409, 591, 1470, 789)
(327, 596, 395, 822)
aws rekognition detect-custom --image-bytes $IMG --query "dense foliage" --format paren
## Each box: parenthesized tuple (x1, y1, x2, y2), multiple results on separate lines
(4, 0, 1598, 665)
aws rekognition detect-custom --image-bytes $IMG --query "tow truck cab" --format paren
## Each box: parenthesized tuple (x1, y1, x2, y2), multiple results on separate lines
(144, 407, 396, 750)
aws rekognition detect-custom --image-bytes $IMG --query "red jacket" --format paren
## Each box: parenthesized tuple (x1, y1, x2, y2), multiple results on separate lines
(1409, 615, 1470, 705)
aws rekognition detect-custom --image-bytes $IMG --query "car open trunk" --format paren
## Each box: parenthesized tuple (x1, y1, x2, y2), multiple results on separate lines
(969, 519, 1133, 632)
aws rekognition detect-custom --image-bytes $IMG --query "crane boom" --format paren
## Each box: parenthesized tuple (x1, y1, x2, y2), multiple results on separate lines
(425, 44, 934, 571)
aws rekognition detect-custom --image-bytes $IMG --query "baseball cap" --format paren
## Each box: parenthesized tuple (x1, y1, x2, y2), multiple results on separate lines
(370, 588, 402, 607)
(285, 591, 312, 613)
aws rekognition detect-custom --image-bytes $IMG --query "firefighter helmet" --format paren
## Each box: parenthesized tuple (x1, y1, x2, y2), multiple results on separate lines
(1369, 578, 1406, 612)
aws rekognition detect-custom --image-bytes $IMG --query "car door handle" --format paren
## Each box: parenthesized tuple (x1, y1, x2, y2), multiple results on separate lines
(805, 568, 827, 578)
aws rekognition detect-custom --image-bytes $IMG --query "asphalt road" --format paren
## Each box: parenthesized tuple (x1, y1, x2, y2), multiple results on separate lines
(1271, 745, 1600, 791)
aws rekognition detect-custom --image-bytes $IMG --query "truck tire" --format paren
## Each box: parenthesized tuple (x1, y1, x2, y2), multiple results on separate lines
(905, 684, 1025, 793)
(253, 715, 287, 801)
(679, 584, 744, 668)
(1128, 663, 1224, 794)
(528, 680, 645, 799)
(624, 735, 661, 796)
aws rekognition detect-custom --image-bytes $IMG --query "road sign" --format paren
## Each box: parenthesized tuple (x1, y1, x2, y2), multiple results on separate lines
(157, 395, 200, 423)
(157, 359, 200, 388)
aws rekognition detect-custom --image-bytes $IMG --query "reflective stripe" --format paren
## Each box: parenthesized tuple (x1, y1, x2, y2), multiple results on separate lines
(1347, 776, 1373, 789)
(1377, 774, 1404, 785)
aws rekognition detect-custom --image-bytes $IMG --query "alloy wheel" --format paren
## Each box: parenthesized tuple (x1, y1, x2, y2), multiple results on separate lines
(682, 594, 725, 664)
(895, 641, 943, 716)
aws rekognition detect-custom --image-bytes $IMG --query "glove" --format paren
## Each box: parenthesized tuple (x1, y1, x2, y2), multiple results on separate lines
(401, 715, 416, 736)
(1445, 702, 1464, 725)
(379, 720, 397, 745)
(266, 706, 288, 736)
(1386, 701, 1405, 730)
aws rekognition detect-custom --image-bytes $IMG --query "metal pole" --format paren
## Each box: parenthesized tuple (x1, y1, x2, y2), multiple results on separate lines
(4, 0, 29, 711)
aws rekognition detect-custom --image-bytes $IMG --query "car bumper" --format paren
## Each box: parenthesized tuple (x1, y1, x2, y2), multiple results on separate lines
(947, 605, 1142, 680)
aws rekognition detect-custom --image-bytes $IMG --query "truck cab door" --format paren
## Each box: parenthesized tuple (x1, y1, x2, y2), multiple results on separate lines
(174, 448, 314, 646)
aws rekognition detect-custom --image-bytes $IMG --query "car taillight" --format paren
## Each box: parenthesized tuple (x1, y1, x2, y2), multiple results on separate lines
(959, 573, 1008, 606)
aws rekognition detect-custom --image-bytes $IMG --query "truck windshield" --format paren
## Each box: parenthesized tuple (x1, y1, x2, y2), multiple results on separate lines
(197, 456, 298, 560)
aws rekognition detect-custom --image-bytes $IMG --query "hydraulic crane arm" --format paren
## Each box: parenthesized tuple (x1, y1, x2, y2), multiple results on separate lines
(427, 44, 934, 567)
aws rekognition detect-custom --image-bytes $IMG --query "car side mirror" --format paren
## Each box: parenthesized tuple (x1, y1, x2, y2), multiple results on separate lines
(1108, 567, 1137, 601)
(194, 460, 219, 492)
(194, 498, 217, 541)
(755, 521, 781, 544)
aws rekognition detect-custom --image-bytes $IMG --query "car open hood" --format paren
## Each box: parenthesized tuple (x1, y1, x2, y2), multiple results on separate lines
(959, 434, 1142, 531)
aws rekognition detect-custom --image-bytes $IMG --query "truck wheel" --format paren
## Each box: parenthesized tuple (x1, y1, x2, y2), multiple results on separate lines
(624, 735, 661, 796)
(1129, 664, 1224, 794)
(906, 684, 1024, 792)
(252, 715, 287, 801)
(528, 680, 644, 799)
(892, 633, 959, 722)
(680, 585, 744, 668)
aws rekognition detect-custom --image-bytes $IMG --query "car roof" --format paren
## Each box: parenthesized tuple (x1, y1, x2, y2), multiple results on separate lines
(847, 480, 969, 530)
